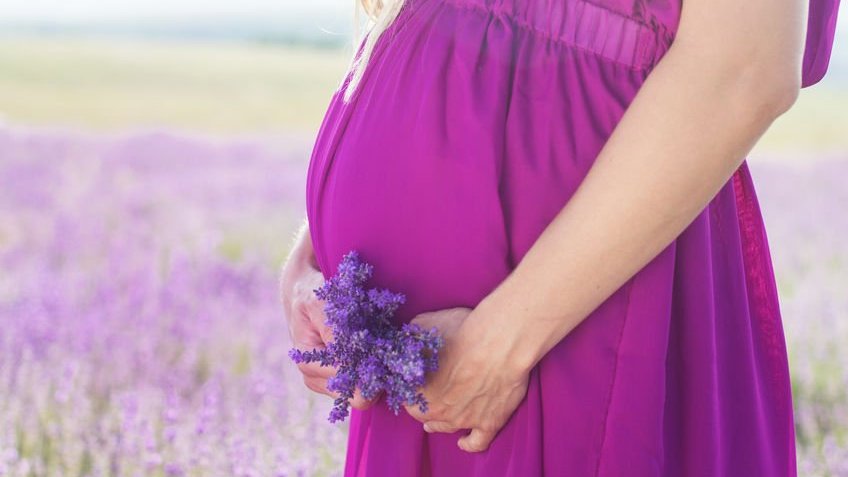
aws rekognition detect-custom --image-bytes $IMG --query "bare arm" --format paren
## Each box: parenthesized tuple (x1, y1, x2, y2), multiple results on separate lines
(458, 0, 807, 376)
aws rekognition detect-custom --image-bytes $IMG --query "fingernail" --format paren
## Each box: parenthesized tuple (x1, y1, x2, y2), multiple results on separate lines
(423, 423, 432, 433)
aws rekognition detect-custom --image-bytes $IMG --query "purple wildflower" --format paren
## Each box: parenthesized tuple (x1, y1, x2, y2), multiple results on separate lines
(288, 250, 444, 423)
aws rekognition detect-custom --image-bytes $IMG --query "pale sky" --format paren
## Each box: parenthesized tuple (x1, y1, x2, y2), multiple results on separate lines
(0, 0, 349, 21)
(0, 0, 844, 37)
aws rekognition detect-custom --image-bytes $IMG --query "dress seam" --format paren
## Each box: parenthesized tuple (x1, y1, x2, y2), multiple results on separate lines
(593, 278, 636, 477)
(437, 0, 658, 72)
(579, 0, 648, 28)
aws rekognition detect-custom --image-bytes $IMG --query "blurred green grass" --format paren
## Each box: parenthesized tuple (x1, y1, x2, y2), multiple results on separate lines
(0, 35, 845, 156)
(0, 36, 352, 134)
(759, 83, 848, 157)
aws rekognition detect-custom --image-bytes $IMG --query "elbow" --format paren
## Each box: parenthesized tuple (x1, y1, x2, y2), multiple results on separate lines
(736, 60, 801, 122)
(667, 42, 802, 125)
(756, 70, 800, 118)
(670, 31, 803, 121)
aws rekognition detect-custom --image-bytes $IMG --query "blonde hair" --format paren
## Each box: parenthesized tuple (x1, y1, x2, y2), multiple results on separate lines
(341, 0, 408, 103)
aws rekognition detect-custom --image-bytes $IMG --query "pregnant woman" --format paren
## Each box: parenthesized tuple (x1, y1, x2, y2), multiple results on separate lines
(280, 0, 841, 474)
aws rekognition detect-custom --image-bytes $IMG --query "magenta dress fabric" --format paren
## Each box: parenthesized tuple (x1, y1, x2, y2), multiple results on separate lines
(304, 0, 841, 475)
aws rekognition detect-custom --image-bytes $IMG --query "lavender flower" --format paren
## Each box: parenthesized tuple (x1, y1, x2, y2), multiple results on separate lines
(288, 250, 444, 423)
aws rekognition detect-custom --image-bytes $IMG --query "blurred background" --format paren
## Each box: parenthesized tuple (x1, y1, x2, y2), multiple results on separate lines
(0, 1, 845, 475)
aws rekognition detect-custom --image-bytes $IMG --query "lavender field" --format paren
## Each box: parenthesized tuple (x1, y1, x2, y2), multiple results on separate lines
(0, 127, 345, 476)
(0, 125, 846, 476)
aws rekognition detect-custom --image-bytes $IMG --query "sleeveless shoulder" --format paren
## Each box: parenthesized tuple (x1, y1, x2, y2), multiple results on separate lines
(802, 0, 841, 88)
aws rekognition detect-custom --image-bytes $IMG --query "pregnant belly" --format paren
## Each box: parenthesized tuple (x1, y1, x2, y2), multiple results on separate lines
(305, 88, 512, 325)
(302, 0, 644, 326)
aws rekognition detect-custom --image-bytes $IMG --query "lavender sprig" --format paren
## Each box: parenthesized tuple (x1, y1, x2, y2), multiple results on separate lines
(288, 250, 444, 423)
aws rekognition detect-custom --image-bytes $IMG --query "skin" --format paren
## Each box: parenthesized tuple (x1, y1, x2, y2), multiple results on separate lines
(282, 0, 808, 455)
(280, 220, 379, 411)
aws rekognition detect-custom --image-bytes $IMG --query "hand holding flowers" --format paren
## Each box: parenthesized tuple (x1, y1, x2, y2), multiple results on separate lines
(286, 248, 533, 453)
(402, 306, 532, 453)
(280, 243, 378, 411)
(288, 251, 444, 423)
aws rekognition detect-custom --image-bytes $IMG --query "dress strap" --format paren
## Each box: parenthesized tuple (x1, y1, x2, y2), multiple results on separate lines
(802, 0, 842, 88)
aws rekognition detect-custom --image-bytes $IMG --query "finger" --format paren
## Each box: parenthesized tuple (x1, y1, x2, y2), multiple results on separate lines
(409, 313, 443, 333)
(303, 376, 334, 397)
(305, 377, 346, 401)
(423, 421, 460, 434)
(457, 428, 496, 453)
(408, 311, 433, 326)
(350, 388, 379, 410)
(305, 375, 376, 410)
(403, 403, 427, 423)
(297, 360, 336, 380)
(350, 396, 374, 410)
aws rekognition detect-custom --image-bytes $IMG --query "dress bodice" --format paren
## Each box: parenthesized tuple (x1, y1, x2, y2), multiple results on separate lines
(593, 0, 840, 88)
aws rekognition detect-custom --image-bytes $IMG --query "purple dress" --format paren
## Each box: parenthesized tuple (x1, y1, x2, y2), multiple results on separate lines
(304, 0, 841, 475)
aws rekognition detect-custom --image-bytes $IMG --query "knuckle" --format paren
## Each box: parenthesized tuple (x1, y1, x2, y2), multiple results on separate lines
(450, 415, 470, 431)
(406, 408, 426, 423)
(476, 416, 498, 431)
(450, 412, 469, 427)
(479, 422, 498, 433)
(440, 420, 461, 432)
(427, 402, 448, 418)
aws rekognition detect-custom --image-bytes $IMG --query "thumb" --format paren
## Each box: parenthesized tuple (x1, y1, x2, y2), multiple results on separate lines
(457, 428, 496, 453)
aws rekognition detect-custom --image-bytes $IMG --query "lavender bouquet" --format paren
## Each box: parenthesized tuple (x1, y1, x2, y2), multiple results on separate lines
(288, 250, 445, 423)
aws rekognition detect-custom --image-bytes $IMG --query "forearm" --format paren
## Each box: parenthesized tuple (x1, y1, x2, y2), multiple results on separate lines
(459, 43, 798, 373)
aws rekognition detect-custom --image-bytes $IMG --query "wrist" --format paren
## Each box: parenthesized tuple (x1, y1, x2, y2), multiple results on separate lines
(281, 229, 317, 291)
(287, 223, 318, 269)
(457, 296, 543, 377)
